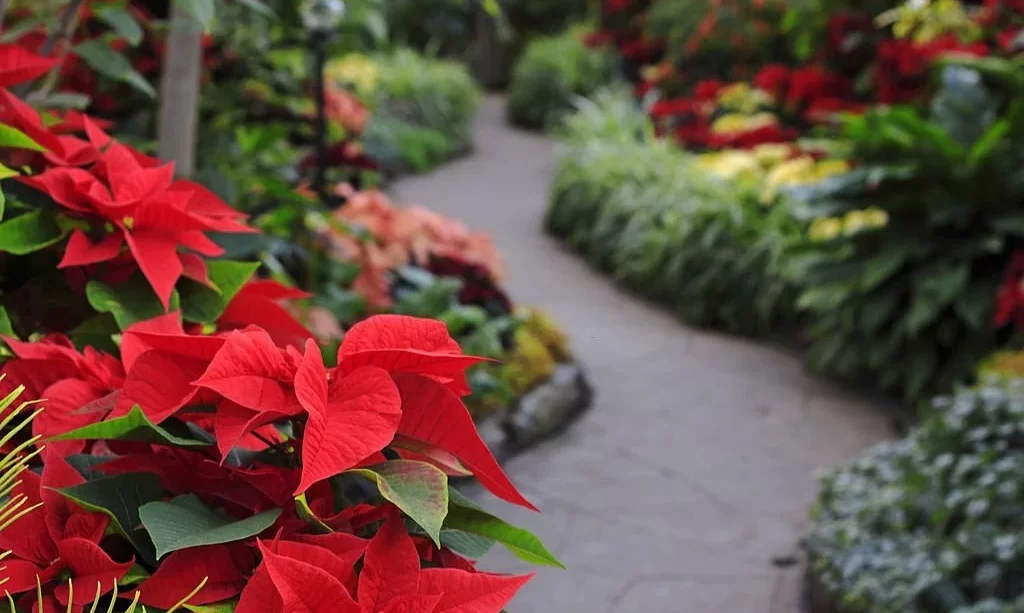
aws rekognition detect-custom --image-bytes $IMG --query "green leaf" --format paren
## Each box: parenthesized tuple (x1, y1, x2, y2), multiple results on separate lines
(86, 276, 178, 330)
(38, 92, 91, 110)
(139, 494, 281, 560)
(967, 118, 1008, 168)
(0, 124, 45, 151)
(445, 497, 564, 569)
(49, 405, 211, 448)
(0, 162, 18, 180)
(59, 473, 165, 564)
(294, 492, 333, 534)
(95, 6, 144, 46)
(859, 250, 907, 292)
(74, 40, 155, 98)
(347, 461, 449, 546)
(0, 306, 14, 338)
(175, 0, 216, 28)
(233, 0, 274, 16)
(180, 260, 260, 324)
(119, 564, 150, 586)
(0, 211, 69, 255)
(185, 601, 239, 613)
(440, 529, 496, 559)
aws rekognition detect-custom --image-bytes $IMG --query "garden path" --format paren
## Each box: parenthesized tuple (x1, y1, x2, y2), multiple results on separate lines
(392, 96, 892, 613)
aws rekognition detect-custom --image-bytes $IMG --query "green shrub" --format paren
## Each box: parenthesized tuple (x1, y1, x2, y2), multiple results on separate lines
(782, 60, 1024, 405)
(548, 89, 802, 335)
(809, 380, 1024, 613)
(370, 49, 481, 150)
(507, 28, 618, 131)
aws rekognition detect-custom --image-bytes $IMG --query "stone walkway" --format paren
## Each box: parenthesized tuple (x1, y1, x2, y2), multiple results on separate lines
(393, 96, 891, 613)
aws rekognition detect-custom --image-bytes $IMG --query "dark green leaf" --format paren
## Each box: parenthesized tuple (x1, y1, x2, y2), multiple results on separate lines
(59, 473, 164, 563)
(348, 461, 449, 546)
(0, 211, 69, 255)
(440, 529, 496, 558)
(859, 250, 907, 292)
(180, 260, 260, 323)
(74, 40, 155, 97)
(50, 405, 211, 448)
(95, 6, 144, 46)
(86, 276, 178, 330)
(139, 494, 281, 559)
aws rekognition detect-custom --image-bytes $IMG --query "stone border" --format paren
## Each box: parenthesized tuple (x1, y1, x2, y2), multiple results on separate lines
(471, 361, 595, 465)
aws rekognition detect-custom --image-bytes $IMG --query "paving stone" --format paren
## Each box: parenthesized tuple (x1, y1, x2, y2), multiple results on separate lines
(392, 96, 889, 613)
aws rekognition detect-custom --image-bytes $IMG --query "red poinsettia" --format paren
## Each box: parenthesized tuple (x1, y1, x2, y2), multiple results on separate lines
(236, 509, 530, 613)
(875, 36, 989, 104)
(0, 454, 133, 611)
(21, 138, 253, 308)
(0, 44, 57, 88)
(0, 334, 123, 455)
(995, 250, 1024, 329)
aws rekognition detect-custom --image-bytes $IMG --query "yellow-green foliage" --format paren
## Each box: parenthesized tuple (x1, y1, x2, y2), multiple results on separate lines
(518, 308, 572, 362)
(503, 326, 558, 398)
(978, 350, 1024, 382)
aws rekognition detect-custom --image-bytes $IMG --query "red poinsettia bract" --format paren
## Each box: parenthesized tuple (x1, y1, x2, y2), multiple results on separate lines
(0, 454, 133, 611)
(236, 510, 530, 613)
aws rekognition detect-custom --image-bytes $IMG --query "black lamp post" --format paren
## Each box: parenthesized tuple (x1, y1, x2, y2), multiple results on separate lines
(301, 0, 345, 207)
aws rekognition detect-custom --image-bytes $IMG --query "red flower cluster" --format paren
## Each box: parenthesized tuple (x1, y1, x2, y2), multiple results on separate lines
(0, 45, 254, 310)
(752, 64, 858, 121)
(1, 314, 535, 610)
(875, 36, 989, 104)
(995, 251, 1024, 330)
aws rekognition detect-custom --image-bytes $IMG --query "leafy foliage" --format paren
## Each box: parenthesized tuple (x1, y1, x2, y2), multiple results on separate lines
(809, 380, 1024, 613)
(507, 28, 619, 131)
(783, 60, 1024, 404)
(548, 89, 802, 336)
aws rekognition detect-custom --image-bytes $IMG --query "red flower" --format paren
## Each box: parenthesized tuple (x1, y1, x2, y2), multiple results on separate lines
(995, 251, 1024, 329)
(708, 124, 796, 149)
(0, 44, 57, 87)
(605, 0, 632, 12)
(0, 454, 133, 611)
(694, 79, 725, 101)
(22, 140, 252, 308)
(0, 335, 124, 454)
(875, 36, 989, 104)
(583, 31, 614, 48)
(217, 280, 314, 348)
(650, 97, 700, 119)
(998, 27, 1023, 52)
(236, 509, 530, 613)
(753, 64, 791, 99)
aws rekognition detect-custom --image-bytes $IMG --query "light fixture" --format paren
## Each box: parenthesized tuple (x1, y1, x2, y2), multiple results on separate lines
(300, 0, 346, 33)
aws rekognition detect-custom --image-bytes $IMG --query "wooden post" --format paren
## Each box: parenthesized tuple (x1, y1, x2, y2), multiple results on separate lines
(157, 1, 203, 176)
(470, 4, 506, 90)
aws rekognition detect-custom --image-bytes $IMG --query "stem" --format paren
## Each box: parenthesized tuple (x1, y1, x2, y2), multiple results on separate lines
(13, 0, 87, 98)
(312, 31, 329, 207)
(39, 0, 87, 57)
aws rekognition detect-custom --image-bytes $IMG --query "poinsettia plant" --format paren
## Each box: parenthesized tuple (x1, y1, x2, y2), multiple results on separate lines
(0, 313, 556, 612)
(0, 19, 561, 613)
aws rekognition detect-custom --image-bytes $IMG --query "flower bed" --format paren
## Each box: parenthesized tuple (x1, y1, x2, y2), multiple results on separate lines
(546, 0, 1024, 410)
(807, 379, 1024, 613)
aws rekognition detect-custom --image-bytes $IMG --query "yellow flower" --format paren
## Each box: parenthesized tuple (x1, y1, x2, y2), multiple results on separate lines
(809, 217, 843, 242)
(751, 143, 793, 168)
(862, 206, 889, 229)
(326, 54, 379, 94)
(812, 159, 851, 180)
(760, 156, 815, 204)
(711, 112, 779, 135)
(697, 151, 763, 181)
(979, 350, 1024, 381)
(716, 83, 774, 111)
